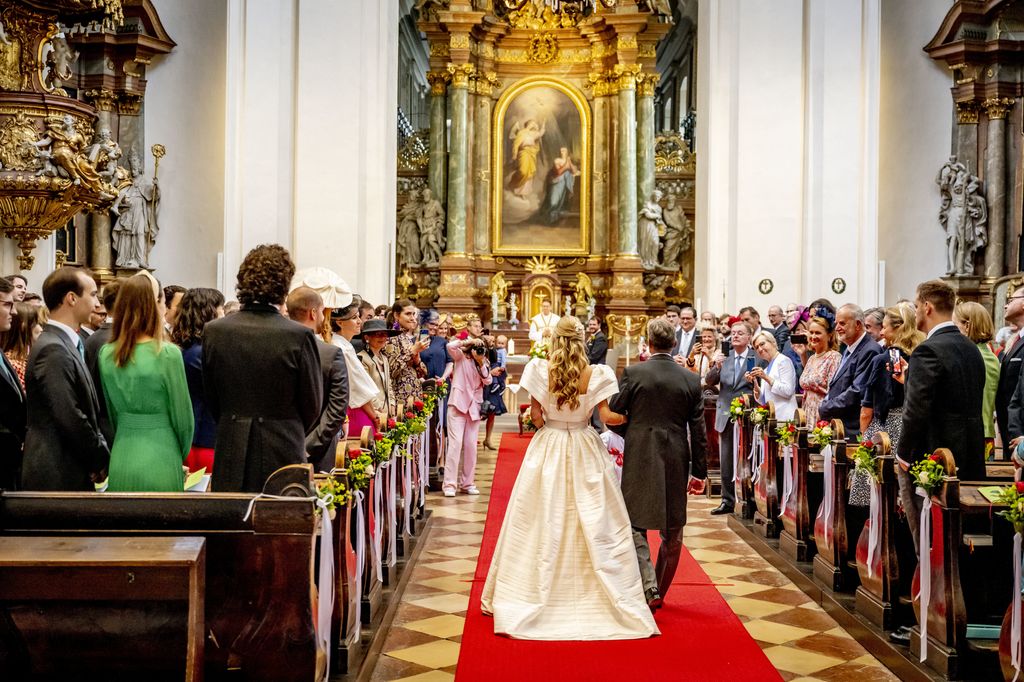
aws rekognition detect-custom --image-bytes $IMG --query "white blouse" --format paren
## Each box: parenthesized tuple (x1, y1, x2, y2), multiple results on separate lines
(332, 334, 380, 409)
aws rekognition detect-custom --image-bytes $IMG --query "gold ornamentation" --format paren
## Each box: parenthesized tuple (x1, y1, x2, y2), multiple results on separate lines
(83, 88, 116, 111)
(617, 35, 638, 50)
(471, 70, 499, 96)
(116, 92, 142, 115)
(984, 97, 1015, 120)
(638, 43, 657, 59)
(670, 271, 688, 293)
(636, 72, 660, 97)
(54, 249, 67, 269)
(586, 71, 615, 97)
(612, 63, 642, 91)
(397, 267, 415, 298)
(0, 112, 41, 171)
(654, 131, 696, 174)
(427, 70, 451, 95)
(525, 255, 557, 274)
(605, 313, 650, 340)
(430, 41, 450, 58)
(447, 63, 475, 89)
(527, 33, 558, 64)
(474, 168, 490, 182)
(450, 34, 470, 50)
(496, 46, 590, 65)
(398, 129, 430, 171)
(485, 271, 509, 300)
(573, 272, 594, 302)
(956, 100, 979, 124)
(506, 5, 578, 30)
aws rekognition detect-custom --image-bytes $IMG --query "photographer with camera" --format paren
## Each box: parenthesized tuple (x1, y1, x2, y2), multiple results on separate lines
(443, 314, 493, 497)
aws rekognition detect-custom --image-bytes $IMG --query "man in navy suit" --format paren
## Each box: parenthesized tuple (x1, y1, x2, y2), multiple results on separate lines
(996, 283, 1024, 459)
(818, 304, 883, 438)
(0, 276, 25, 489)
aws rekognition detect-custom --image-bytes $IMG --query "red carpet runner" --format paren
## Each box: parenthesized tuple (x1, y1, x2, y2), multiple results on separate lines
(456, 432, 783, 681)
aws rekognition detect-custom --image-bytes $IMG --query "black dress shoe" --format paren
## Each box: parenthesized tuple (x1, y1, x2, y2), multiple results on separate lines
(645, 587, 663, 612)
(710, 503, 734, 515)
(888, 626, 912, 645)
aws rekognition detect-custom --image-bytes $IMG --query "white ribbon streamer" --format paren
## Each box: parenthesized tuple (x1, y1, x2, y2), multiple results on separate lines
(732, 421, 740, 484)
(403, 442, 413, 537)
(780, 445, 794, 515)
(917, 488, 932, 663)
(314, 497, 334, 681)
(372, 466, 383, 582)
(352, 490, 365, 641)
(815, 444, 835, 546)
(1013, 531, 1022, 682)
(867, 479, 881, 579)
(388, 448, 398, 568)
(749, 425, 762, 485)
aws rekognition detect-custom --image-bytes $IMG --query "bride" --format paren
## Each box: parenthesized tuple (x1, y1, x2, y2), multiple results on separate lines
(481, 316, 659, 640)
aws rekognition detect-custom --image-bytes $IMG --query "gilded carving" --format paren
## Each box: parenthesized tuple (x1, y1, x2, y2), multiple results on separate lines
(116, 92, 142, 115)
(524, 254, 556, 274)
(527, 32, 558, 64)
(83, 88, 116, 112)
(638, 43, 657, 59)
(450, 34, 470, 50)
(586, 71, 615, 97)
(612, 63, 641, 91)
(617, 35, 638, 50)
(398, 129, 430, 172)
(956, 100, 979, 125)
(496, 46, 590, 65)
(426, 70, 451, 95)
(654, 131, 696, 174)
(984, 97, 1015, 120)
(447, 63, 476, 89)
(429, 41, 450, 58)
(0, 111, 40, 171)
(636, 72, 660, 97)
(471, 70, 499, 96)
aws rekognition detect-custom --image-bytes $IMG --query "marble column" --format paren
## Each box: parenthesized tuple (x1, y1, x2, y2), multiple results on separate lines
(427, 72, 449, 205)
(83, 89, 117, 278)
(616, 69, 639, 256)
(591, 88, 609, 254)
(472, 74, 494, 255)
(636, 74, 658, 208)
(984, 99, 1011, 277)
(445, 64, 473, 255)
(955, 101, 979, 179)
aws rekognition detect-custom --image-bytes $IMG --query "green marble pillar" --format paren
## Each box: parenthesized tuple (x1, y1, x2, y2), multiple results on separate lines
(591, 94, 609, 254)
(617, 79, 638, 256)
(427, 72, 448, 205)
(636, 85, 656, 208)
(445, 65, 472, 255)
(472, 88, 493, 254)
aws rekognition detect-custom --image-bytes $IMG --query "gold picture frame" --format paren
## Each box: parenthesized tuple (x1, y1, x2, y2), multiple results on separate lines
(491, 76, 591, 256)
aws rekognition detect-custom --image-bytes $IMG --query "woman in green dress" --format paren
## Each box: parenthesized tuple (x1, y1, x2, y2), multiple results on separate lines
(98, 274, 194, 492)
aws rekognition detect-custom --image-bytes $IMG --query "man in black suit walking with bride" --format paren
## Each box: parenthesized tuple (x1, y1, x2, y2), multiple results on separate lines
(610, 318, 708, 610)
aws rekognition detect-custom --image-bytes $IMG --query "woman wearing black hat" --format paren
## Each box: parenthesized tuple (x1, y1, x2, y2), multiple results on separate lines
(330, 299, 383, 436)
(357, 318, 399, 421)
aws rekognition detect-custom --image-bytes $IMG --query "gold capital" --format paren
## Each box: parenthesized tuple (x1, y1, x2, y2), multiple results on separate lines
(637, 72, 660, 97)
(83, 88, 116, 112)
(983, 97, 1015, 120)
(427, 71, 451, 95)
(447, 63, 476, 89)
(956, 100, 979, 125)
(612, 63, 642, 92)
(471, 70, 499, 96)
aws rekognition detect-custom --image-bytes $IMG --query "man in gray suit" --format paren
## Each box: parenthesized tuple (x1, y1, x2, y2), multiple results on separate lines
(21, 268, 110, 490)
(704, 320, 765, 515)
(610, 319, 707, 611)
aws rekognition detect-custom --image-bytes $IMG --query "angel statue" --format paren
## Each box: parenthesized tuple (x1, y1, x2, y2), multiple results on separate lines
(638, 190, 665, 270)
(43, 36, 77, 96)
(88, 127, 123, 182)
(112, 149, 160, 269)
(573, 272, 594, 307)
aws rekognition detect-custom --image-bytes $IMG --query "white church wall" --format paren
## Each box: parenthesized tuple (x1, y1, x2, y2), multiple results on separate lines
(146, 0, 228, 290)
(877, 0, 951, 303)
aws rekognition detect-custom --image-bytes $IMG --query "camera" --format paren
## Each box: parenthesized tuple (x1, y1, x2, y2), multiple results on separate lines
(470, 344, 487, 357)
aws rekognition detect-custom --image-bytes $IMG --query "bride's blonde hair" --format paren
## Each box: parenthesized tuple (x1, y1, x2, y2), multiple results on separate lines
(548, 316, 588, 410)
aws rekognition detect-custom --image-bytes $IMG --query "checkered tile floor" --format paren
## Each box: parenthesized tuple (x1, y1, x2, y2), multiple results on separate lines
(370, 422, 897, 681)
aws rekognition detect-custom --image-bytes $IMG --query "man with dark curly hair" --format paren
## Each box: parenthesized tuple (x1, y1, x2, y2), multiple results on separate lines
(201, 244, 323, 492)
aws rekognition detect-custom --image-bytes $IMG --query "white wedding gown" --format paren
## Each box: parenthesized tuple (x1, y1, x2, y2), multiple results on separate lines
(481, 359, 659, 640)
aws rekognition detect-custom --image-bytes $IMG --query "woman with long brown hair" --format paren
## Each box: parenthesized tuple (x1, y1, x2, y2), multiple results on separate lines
(98, 275, 194, 491)
(2, 302, 44, 389)
(481, 316, 658, 641)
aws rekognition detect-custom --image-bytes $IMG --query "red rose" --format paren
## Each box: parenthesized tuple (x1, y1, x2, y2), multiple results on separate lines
(816, 420, 828, 428)
(387, 418, 397, 430)
(929, 453, 943, 463)
(373, 433, 384, 441)
(788, 424, 796, 432)
(1015, 481, 1024, 494)
(348, 448, 361, 460)
(414, 400, 425, 410)
(405, 411, 415, 419)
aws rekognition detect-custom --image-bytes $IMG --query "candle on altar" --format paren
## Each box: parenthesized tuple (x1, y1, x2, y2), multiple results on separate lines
(508, 339, 515, 355)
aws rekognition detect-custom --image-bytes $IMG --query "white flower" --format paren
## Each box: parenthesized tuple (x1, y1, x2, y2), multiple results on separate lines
(918, 471, 930, 484)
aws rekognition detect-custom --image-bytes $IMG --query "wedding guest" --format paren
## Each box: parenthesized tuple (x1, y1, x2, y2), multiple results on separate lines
(3, 302, 44, 389)
(808, 298, 836, 320)
(687, 325, 719, 383)
(421, 310, 453, 384)
(818, 304, 883, 438)
(171, 287, 225, 473)
(700, 310, 717, 328)
(22, 292, 43, 309)
(163, 284, 186, 330)
(482, 333, 507, 450)
(675, 306, 699, 356)
(202, 244, 323, 493)
(384, 299, 427, 409)
(586, 316, 608, 365)
(21, 267, 109, 491)
(330, 299, 382, 438)
(437, 312, 453, 340)
(222, 300, 240, 316)
(738, 306, 766, 339)
(0, 277, 25, 489)
(5, 274, 26, 302)
(997, 282, 1024, 458)
(797, 314, 841, 425)
(85, 278, 123, 445)
(782, 308, 810, 380)
(78, 298, 104, 341)
(374, 304, 389, 319)
(955, 301, 1000, 459)
(356, 318, 397, 423)
(864, 307, 885, 344)
(444, 314, 492, 497)
(287, 286, 349, 472)
(98, 275, 194, 491)
(749, 331, 797, 421)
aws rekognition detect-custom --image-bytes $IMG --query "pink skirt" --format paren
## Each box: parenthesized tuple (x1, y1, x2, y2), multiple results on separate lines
(347, 408, 377, 442)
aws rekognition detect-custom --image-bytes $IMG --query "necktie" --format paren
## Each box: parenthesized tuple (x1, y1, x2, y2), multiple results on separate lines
(77, 337, 85, 360)
(838, 347, 850, 371)
(735, 354, 744, 386)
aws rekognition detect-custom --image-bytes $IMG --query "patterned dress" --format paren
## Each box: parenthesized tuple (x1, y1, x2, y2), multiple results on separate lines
(384, 331, 425, 410)
(798, 350, 841, 426)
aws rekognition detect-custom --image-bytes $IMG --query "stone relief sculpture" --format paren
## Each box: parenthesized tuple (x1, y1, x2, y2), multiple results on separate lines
(638, 189, 665, 270)
(660, 192, 691, 272)
(418, 187, 446, 267)
(937, 156, 987, 276)
(31, 114, 111, 197)
(112, 149, 160, 269)
(397, 190, 423, 267)
(43, 36, 77, 96)
(87, 127, 122, 182)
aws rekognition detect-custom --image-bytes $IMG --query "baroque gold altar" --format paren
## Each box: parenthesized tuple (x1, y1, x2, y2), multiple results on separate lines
(397, 0, 695, 353)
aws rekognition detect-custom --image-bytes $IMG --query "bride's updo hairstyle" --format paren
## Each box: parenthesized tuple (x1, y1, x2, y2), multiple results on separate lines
(548, 316, 588, 411)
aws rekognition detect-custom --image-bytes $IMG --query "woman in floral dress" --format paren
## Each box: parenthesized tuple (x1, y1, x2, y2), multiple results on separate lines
(796, 315, 841, 425)
(384, 299, 427, 410)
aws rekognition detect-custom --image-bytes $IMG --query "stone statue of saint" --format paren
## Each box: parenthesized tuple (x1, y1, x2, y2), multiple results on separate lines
(638, 190, 665, 270)
(88, 127, 122, 183)
(397, 190, 423, 267)
(418, 187, 446, 267)
(660, 193, 691, 272)
(112, 150, 160, 269)
(937, 156, 986, 276)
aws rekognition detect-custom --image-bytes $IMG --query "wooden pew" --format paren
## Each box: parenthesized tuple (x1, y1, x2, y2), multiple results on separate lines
(854, 433, 899, 630)
(812, 419, 852, 591)
(779, 410, 816, 562)
(909, 449, 968, 679)
(734, 395, 756, 520)
(0, 465, 319, 681)
(703, 396, 722, 498)
(358, 428, 384, 625)
(752, 402, 780, 538)
(0, 535, 206, 681)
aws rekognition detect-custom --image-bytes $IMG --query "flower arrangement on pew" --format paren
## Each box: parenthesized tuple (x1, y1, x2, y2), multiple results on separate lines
(852, 437, 880, 482)
(729, 397, 744, 422)
(776, 421, 798, 447)
(910, 453, 946, 496)
(995, 481, 1024, 533)
(808, 420, 833, 449)
(347, 447, 374, 491)
(372, 428, 395, 465)
(749, 406, 769, 426)
(316, 476, 352, 519)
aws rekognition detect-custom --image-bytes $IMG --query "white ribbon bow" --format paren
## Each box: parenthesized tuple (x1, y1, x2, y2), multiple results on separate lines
(815, 444, 835, 546)
(732, 422, 741, 484)
(917, 487, 932, 663)
(314, 496, 334, 680)
(372, 466, 384, 582)
(780, 445, 794, 516)
(403, 442, 413, 537)
(388, 447, 399, 568)
(867, 479, 881, 579)
(749, 425, 762, 485)
(352, 489, 366, 641)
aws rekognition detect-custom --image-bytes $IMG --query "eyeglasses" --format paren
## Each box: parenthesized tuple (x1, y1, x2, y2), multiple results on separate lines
(1009, 296, 1024, 302)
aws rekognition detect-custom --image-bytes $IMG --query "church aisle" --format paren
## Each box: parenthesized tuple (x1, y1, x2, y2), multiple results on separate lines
(370, 430, 897, 682)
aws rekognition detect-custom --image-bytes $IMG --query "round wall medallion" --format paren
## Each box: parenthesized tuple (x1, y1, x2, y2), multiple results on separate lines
(758, 278, 774, 295)
(831, 277, 847, 295)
